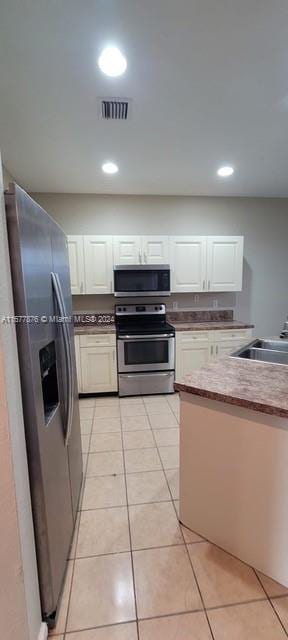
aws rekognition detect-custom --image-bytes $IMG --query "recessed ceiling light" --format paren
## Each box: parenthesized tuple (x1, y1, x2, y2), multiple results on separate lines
(98, 46, 127, 77)
(102, 161, 119, 174)
(217, 165, 234, 177)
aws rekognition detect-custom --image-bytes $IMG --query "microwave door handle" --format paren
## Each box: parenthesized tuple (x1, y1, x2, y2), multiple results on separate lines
(51, 272, 73, 447)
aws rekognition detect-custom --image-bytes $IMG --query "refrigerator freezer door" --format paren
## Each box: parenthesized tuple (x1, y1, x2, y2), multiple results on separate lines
(5, 185, 79, 622)
(50, 220, 83, 521)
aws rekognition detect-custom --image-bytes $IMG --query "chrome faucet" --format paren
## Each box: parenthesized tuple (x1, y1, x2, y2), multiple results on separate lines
(280, 318, 288, 338)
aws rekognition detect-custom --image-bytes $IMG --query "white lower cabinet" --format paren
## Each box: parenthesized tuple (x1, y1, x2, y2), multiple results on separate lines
(175, 328, 252, 381)
(75, 333, 118, 394)
(176, 332, 210, 380)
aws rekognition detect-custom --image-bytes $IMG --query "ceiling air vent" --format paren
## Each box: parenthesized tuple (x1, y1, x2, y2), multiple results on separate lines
(98, 98, 132, 121)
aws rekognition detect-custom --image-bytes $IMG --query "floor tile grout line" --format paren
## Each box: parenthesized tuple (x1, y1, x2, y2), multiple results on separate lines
(252, 568, 288, 636)
(183, 536, 216, 640)
(78, 498, 174, 512)
(62, 607, 204, 636)
(60, 594, 278, 637)
(147, 398, 217, 640)
(73, 542, 192, 562)
(63, 400, 96, 638)
(119, 413, 140, 640)
(64, 619, 137, 636)
(204, 596, 281, 612)
(147, 400, 181, 509)
(145, 402, 185, 546)
(76, 396, 288, 637)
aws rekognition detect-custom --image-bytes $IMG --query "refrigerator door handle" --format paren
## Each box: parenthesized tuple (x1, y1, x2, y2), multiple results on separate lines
(56, 272, 74, 446)
(51, 272, 73, 446)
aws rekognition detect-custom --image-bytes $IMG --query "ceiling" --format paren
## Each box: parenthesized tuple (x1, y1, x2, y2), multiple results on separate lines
(1, 0, 288, 196)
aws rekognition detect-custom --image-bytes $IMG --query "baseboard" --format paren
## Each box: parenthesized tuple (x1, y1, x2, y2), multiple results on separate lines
(37, 622, 48, 640)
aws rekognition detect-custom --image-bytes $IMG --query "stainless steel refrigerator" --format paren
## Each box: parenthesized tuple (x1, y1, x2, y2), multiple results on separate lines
(5, 183, 83, 628)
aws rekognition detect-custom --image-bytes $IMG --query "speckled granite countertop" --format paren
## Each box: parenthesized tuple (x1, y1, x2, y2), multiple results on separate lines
(74, 325, 116, 335)
(171, 320, 254, 331)
(175, 357, 288, 418)
(74, 319, 253, 335)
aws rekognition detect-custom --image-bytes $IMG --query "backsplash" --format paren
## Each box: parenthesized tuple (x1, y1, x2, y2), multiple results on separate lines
(72, 291, 237, 313)
(167, 309, 233, 323)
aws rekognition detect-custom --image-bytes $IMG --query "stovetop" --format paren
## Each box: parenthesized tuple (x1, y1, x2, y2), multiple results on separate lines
(115, 302, 175, 336)
(116, 320, 175, 337)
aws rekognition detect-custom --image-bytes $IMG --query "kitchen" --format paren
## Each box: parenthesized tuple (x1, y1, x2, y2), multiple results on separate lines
(1, 1, 288, 640)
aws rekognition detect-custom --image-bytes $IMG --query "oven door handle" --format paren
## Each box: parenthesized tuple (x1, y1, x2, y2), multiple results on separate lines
(123, 372, 174, 378)
(118, 333, 175, 340)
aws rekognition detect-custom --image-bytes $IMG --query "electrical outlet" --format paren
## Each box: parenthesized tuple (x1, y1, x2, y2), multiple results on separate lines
(213, 298, 218, 308)
(172, 301, 178, 310)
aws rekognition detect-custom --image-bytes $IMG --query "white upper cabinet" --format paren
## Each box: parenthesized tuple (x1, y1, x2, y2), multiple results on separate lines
(67, 234, 244, 295)
(67, 236, 85, 294)
(206, 236, 243, 291)
(170, 236, 207, 292)
(113, 235, 169, 265)
(113, 236, 142, 265)
(84, 236, 113, 294)
(142, 236, 169, 264)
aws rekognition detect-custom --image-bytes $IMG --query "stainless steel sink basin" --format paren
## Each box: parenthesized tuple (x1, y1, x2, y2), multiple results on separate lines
(254, 339, 288, 352)
(232, 338, 288, 365)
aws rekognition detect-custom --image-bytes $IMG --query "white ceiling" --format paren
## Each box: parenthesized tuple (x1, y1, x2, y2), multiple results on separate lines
(1, 0, 288, 196)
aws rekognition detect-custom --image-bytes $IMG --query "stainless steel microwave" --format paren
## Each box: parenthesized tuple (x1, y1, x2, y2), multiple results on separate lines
(114, 264, 171, 297)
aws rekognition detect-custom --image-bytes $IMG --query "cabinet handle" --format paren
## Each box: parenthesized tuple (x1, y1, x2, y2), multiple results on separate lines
(216, 345, 218, 355)
(210, 345, 213, 355)
(203, 280, 205, 290)
(110, 280, 112, 292)
(144, 252, 147, 263)
(138, 252, 142, 264)
(208, 280, 210, 290)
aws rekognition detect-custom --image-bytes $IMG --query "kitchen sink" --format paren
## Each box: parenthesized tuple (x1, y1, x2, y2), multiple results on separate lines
(232, 338, 288, 365)
(254, 339, 288, 352)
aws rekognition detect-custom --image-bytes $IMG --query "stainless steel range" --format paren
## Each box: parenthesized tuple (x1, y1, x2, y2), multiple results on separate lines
(115, 303, 175, 396)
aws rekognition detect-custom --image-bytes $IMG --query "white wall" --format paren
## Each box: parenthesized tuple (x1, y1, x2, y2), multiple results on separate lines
(0, 164, 44, 640)
(32, 192, 288, 337)
(2, 164, 14, 189)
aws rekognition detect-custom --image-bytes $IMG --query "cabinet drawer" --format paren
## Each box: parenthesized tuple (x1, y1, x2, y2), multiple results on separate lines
(176, 330, 209, 344)
(79, 333, 116, 348)
(211, 329, 252, 342)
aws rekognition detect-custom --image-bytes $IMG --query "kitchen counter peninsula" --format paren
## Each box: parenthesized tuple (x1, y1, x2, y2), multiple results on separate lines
(175, 354, 288, 588)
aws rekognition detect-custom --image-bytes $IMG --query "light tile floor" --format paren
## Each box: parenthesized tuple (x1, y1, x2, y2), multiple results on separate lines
(50, 393, 288, 640)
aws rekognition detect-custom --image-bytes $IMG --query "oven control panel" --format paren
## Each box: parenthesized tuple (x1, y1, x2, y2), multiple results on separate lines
(115, 304, 166, 316)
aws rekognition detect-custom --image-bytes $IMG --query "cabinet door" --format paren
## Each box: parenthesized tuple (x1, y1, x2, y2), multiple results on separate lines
(81, 346, 118, 393)
(113, 236, 142, 265)
(207, 237, 243, 292)
(170, 237, 207, 292)
(176, 332, 210, 381)
(214, 340, 246, 358)
(84, 236, 113, 294)
(142, 236, 169, 264)
(74, 335, 82, 392)
(211, 329, 252, 359)
(67, 236, 85, 294)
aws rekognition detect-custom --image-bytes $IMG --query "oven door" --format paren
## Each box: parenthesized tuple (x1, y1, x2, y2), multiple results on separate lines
(117, 334, 175, 373)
